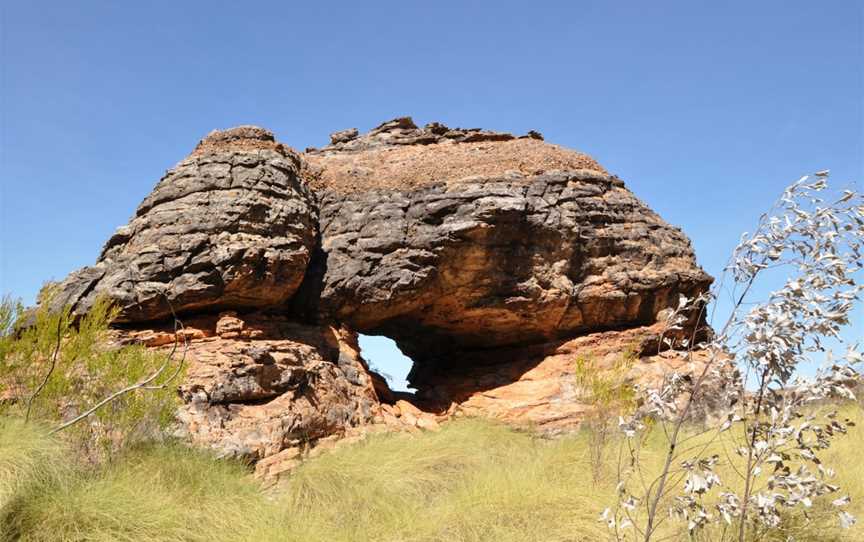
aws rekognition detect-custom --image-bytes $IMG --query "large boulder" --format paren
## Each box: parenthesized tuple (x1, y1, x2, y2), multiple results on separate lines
(118, 311, 381, 460)
(304, 118, 712, 381)
(48, 126, 316, 323)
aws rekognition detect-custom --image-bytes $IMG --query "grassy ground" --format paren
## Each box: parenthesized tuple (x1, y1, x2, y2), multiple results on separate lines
(1, 408, 862, 542)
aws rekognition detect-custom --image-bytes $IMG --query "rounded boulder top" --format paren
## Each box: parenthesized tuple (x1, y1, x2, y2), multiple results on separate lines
(304, 116, 608, 193)
(191, 125, 288, 156)
(46, 124, 317, 324)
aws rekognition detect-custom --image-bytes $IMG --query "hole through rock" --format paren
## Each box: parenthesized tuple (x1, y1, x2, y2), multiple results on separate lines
(358, 334, 416, 393)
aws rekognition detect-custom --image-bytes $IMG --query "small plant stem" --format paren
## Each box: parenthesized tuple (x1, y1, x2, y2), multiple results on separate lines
(737, 368, 770, 542)
(24, 316, 63, 423)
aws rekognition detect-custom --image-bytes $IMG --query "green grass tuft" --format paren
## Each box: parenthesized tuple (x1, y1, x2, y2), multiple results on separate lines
(0, 418, 67, 507)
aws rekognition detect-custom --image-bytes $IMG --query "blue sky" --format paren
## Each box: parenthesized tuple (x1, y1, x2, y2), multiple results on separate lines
(1, 1, 862, 390)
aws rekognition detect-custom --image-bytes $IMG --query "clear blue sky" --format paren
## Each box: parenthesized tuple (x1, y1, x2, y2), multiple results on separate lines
(2, 1, 862, 390)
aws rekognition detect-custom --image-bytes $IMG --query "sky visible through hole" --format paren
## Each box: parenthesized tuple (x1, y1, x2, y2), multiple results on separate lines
(358, 335, 415, 392)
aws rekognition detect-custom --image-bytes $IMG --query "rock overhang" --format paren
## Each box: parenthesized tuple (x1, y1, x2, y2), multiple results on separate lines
(304, 119, 712, 376)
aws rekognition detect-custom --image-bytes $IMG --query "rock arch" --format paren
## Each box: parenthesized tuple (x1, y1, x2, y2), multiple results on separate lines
(48, 117, 712, 467)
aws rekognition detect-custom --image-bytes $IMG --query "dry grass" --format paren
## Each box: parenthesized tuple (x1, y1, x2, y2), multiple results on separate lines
(1, 407, 862, 542)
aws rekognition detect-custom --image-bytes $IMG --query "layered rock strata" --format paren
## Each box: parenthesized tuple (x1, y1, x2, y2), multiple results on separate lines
(118, 311, 381, 460)
(412, 322, 710, 431)
(48, 126, 316, 323)
(305, 118, 712, 385)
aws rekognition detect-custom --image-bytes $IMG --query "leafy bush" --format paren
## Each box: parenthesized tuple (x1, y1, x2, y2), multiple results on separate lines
(609, 173, 864, 541)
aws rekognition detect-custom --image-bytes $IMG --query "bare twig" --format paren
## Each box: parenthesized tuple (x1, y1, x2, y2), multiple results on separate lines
(24, 315, 63, 423)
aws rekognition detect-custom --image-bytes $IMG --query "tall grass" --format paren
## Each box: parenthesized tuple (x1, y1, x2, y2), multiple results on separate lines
(271, 419, 614, 542)
(0, 418, 67, 507)
(0, 438, 275, 542)
(1, 408, 861, 542)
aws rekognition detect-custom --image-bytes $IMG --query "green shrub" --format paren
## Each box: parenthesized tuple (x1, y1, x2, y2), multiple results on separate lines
(0, 294, 181, 460)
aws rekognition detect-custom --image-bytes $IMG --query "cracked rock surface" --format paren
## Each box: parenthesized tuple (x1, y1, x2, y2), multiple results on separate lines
(48, 126, 316, 323)
(304, 120, 712, 385)
(119, 311, 380, 460)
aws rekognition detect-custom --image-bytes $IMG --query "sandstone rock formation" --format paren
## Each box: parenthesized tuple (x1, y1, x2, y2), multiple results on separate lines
(411, 322, 710, 431)
(305, 118, 712, 383)
(116, 311, 380, 460)
(47, 117, 714, 470)
(48, 126, 316, 323)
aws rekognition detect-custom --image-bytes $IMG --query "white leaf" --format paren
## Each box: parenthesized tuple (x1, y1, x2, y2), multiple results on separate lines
(833, 496, 851, 507)
(839, 511, 857, 529)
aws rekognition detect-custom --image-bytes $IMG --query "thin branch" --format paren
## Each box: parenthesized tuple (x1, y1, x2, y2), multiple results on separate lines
(24, 315, 63, 423)
(737, 369, 776, 542)
(50, 327, 186, 435)
(642, 274, 759, 541)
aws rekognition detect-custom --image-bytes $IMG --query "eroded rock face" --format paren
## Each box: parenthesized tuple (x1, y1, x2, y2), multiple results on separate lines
(304, 119, 712, 379)
(305, 118, 596, 193)
(49, 126, 316, 323)
(412, 322, 713, 431)
(119, 311, 380, 460)
(307, 116, 530, 155)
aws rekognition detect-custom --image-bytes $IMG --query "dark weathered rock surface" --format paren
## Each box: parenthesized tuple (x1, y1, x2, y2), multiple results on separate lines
(308, 117, 526, 155)
(304, 119, 712, 386)
(49, 127, 316, 323)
